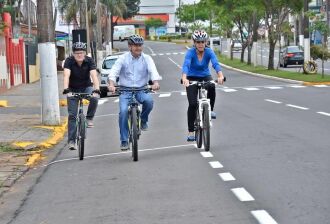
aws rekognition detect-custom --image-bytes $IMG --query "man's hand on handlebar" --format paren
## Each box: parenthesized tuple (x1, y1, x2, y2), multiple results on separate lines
(63, 88, 71, 95)
(151, 81, 160, 91)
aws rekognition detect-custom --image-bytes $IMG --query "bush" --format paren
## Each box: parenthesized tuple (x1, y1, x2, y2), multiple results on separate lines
(310, 45, 330, 61)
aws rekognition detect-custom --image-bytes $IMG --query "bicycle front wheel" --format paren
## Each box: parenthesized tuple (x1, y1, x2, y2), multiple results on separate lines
(195, 108, 203, 148)
(202, 104, 210, 151)
(131, 107, 139, 161)
(78, 114, 86, 160)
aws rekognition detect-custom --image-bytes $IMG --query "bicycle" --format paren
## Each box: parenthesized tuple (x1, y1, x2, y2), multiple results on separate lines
(190, 78, 226, 151)
(68, 92, 92, 160)
(118, 86, 151, 162)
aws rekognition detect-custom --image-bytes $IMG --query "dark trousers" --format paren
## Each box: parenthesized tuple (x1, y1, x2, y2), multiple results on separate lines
(186, 76, 215, 132)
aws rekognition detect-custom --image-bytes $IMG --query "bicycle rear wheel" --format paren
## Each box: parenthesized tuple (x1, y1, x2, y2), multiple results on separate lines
(78, 114, 86, 160)
(195, 108, 203, 148)
(202, 104, 210, 151)
(131, 107, 139, 161)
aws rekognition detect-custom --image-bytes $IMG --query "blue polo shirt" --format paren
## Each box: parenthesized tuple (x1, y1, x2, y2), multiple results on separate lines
(182, 47, 221, 78)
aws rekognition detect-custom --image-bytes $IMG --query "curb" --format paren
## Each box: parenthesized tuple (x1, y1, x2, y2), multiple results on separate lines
(0, 100, 8, 107)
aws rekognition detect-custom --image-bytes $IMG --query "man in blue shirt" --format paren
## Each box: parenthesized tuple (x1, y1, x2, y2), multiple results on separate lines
(182, 30, 225, 141)
(108, 34, 162, 150)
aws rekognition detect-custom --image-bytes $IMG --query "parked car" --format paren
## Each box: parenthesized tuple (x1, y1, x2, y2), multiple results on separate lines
(231, 39, 242, 52)
(279, 46, 304, 67)
(207, 35, 221, 45)
(98, 53, 122, 98)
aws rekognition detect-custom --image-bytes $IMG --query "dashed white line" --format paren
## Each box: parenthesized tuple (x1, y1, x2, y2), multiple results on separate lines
(317, 111, 330, 117)
(222, 88, 237, 92)
(209, 161, 223, 168)
(289, 85, 306, 88)
(264, 86, 283, 90)
(159, 53, 164, 56)
(159, 93, 171, 97)
(200, 152, 213, 158)
(314, 84, 328, 87)
(286, 104, 309, 110)
(219, 172, 236, 181)
(114, 98, 119, 103)
(98, 99, 108, 105)
(180, 52, 185, 55)
(251, 210, 278, 224)
(231, 188, 255, 202)
(244, 87, 260, 91)
(173, 52, 178, 55)
(166, 53, 171, 55)
(181, 91, 187, 95)
(265, 99, 282, 104)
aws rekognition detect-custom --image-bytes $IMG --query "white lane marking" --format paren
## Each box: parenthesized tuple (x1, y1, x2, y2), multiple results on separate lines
(286, 104, 309, 110)
(200, 152, 213, 158)
(151, 54, 157, 56)
(180, 52, 185, 55)
(181, 91, 187, 95)
(317, 111, 330, 117)
(231, 188, 255, 201)
(244, 87, 260, 91)
(168, 57, 182, 69)
(159, 53, 164, 56)
(219, 172, 236, 181)
(44, 144, 195, 167)
(166, 53, 171, 55)
(265, 99, 282, 104)
(147, 46, 155, 54)
(251, 210, 278, 224)
(209, 161, 223, 168)
(222, 88, 237, 92)
(173, 52, 178, 55)
(98, 99, 108, 105)
(289, 85, 306, 88)
(314, 84, 328, 87)
(94, 113, 117, 118)
(159, 93, 171, 97)
(114, 98, 119, 103)
(264, 86, 283, 89)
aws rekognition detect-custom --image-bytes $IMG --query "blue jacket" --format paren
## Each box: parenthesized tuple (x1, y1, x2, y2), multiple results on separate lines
(182, 47, 221, 77)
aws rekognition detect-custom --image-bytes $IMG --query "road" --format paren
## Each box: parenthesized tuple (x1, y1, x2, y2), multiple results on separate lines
(3, 41, 330, 224)
(218, 39, 330, 74)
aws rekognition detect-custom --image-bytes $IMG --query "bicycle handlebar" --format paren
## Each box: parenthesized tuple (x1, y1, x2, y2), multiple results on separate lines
(67, 93, 93, 99)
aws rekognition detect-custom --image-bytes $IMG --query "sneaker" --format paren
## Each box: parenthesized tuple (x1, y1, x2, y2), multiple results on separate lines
(187, 132, 195, 142)
(87, 119, 94, 128)
(211, 111, 216, 119)
(68, 141, 76, 150)
(141, 121, 148, 131)
(120, 141, 129, 151)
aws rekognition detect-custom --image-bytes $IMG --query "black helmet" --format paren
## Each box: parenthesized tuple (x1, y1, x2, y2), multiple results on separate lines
(128, 34, 144, 45)
(72, 42, 87, 52)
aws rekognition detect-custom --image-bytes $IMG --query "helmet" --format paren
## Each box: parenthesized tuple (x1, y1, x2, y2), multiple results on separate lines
(192, 30, 208, 41)
(128, 34, 144, 45)
(72, 42, 87, 52)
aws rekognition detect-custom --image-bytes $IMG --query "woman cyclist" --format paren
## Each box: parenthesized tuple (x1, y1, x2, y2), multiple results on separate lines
(181, 30, 225, 141)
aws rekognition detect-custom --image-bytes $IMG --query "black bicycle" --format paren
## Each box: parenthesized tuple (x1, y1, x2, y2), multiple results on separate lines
(69, 93, 92, 160)
(190, 78, 226, 151)
(118, 86, 151, 162)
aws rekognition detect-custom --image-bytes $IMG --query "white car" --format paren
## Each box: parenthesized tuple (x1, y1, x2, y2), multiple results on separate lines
(231, 39, 242, 52)
(99, 54, 122, 98)
(208, 36, 221, 45)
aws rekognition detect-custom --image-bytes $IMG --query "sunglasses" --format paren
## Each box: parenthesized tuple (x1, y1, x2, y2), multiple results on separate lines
(196, 41, 205, 44)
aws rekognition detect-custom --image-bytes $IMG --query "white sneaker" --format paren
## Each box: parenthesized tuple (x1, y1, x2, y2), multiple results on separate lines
(68, 141, 76, 150)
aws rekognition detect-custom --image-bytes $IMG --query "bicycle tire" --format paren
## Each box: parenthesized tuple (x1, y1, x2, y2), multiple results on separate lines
(131, 107, 139, 161)
(195, 108, 203, 148)
(78, 114, 86, 160)
(202, 104, 210, 151)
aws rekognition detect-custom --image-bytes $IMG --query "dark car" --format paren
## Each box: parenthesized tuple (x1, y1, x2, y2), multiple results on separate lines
(279, 46, 304, 67)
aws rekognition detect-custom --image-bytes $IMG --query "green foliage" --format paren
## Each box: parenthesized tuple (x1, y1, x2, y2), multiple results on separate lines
(311, 45, 330, 61)
(121, 0, 140, 19)
(145, 18, 164, 28)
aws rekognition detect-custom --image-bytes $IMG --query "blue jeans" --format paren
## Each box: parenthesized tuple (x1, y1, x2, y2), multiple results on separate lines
(67, 86, 98, 142)
(119, 91, 153, 142)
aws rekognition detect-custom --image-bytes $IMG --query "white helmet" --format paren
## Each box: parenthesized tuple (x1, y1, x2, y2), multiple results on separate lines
(192, 30, 208, 41)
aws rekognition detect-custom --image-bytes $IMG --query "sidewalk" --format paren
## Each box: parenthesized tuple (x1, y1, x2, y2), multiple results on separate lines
(0, 72, 67, 197)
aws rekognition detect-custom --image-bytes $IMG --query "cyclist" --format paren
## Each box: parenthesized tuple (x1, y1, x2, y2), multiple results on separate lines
(108, 34, 162, 150)
(62, 42, 101, 150)
(181, 30, 225, 142)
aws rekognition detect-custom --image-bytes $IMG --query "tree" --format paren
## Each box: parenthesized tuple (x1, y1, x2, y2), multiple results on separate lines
(145, 18, 164, 29)
(37, 0, 55, 42)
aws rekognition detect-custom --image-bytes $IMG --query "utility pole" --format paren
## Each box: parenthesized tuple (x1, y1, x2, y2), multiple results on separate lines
(304, 0, 310, 62)
(27, 0, 31, 37)
(96, 0, 103, 69)
(37, 0, 60, 125)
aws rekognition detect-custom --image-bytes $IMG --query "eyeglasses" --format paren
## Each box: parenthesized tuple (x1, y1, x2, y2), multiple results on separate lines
(73, 51, 85, 55)
(196, 41, 205, 44)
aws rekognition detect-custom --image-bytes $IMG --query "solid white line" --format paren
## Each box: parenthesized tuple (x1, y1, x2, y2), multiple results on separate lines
(317, 111, 330, 117)
(209, 161, 223, 168)
(94, 113, 117, 118)
(251, 210, 278, 224)
(222, 89, 237, 92)
(264, 86, 283, 89)
(147, 46, 155, 54)
(286, 104, 309, 110)
(200, 152, 213, 158)
(159, 93, 171, 97)
(168, 57, 182, 69)
(244, 87, 260, 91)
(219, 172, 236, 181)
(44, 144, 195, 167)
(265, 99, 282, 104)
(231, 188, 255, 201)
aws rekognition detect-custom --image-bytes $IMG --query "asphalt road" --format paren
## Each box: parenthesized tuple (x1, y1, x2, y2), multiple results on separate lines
(2, 41, 330, 224)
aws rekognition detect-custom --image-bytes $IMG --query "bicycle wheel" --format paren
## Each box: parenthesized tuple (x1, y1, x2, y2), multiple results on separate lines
(131, 107, 139, 161)
(78, 113, 86, 160)
(195, 108, 203, 148)
(202, 104, 210, 151)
